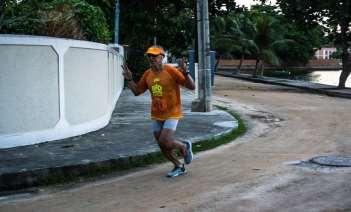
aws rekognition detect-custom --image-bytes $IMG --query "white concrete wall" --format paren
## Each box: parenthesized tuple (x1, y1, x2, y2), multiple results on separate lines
(0, 35, 124, 148)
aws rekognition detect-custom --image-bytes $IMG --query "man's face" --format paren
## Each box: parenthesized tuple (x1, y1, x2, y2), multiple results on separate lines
(147, 54, 163, 66)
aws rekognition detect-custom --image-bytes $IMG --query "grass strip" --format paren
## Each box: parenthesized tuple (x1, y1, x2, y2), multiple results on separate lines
(192, 105, 247, 153)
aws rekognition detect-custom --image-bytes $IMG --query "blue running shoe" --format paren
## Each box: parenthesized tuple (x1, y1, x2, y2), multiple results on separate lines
(167, 165, 186, 177)
(183, 141, 193, 164)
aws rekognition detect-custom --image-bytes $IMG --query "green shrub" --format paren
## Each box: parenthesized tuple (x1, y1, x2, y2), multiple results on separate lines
(0, 0, 111, 43)
(64, 0, 111, 43)
(38, 3, 86, 40)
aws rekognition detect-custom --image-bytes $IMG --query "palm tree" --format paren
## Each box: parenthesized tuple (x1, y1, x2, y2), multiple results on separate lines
(211, 12, 256, 73)
(227, 13, 256, 73)
(249, 11, 295, 77)
(211, 16, 236, 72)
(250, 14, 282, 77)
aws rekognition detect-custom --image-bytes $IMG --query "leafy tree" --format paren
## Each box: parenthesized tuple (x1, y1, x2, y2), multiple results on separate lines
(85, 0, 115, 29)
(1, 0, 44, 35)
(0, 1, 7, 31)
(278, 0, 351, 88)
(119, 0, 194, 53)
(118, 0, 196, 78)
(208, 0, 243, 16)
(249, 3, 324, 77)
(274, 17, 324, 71)
(211, 3, 322, 78)
(331, 48, 342, 59)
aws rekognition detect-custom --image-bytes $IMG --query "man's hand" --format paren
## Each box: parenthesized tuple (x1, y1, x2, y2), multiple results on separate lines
(178, 57, 195, 90)
(121, 63, 141, 96)
(179, 57, 189, 76)
(121, 64, 133, 81)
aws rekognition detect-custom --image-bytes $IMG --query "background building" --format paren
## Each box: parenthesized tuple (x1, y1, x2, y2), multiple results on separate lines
(314, 45, 337, 59)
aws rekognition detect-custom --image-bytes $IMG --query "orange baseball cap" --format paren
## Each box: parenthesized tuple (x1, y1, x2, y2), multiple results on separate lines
(145, 46, 165, 56)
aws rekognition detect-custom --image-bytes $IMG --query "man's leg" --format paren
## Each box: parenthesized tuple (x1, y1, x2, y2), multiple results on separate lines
(153, 131, 180, 166)
(158, 128, 187, 166)
(152, 119, 187, 167)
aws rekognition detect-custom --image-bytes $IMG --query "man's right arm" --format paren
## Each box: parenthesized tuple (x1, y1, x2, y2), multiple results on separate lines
(122, 63, 143, 96)
(126, 80, 141, 96)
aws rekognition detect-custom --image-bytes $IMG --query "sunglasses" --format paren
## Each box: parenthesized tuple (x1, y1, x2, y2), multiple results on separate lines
(146, 54, 161, 59)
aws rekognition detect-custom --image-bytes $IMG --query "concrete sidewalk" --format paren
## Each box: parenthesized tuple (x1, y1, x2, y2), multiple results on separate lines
(0, 90, 237, 191)
(216, 70, 351, 99)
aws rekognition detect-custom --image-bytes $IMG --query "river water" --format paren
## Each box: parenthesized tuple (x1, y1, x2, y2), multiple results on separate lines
(293, 70, 351, 88)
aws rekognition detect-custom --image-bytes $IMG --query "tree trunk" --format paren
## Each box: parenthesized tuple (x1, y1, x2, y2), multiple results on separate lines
(0, 1, 4, 12)
(253, 59, 260, 77)
(338, 52, 351, 88)
(0, 1, 5, 31)
(238, 54, 244, 74)
(337, 20, 350, 89)
(214, 56, 220, 73)
(259, 61, 264, 77)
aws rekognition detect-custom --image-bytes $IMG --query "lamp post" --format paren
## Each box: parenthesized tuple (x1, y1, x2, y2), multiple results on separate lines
(191, 0, 212, 112)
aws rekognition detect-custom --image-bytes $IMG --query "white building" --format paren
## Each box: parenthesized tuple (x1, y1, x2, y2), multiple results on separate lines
(314, 46, 337, 59)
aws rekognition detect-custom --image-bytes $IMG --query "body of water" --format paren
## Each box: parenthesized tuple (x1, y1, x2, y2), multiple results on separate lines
(294, 70, 351, 88)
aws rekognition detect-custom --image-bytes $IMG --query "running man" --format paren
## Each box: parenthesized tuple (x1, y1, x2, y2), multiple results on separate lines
(121, 45, 195, 177)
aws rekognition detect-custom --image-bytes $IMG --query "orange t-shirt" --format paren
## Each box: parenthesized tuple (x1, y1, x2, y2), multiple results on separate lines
(136, 64, 187, 120)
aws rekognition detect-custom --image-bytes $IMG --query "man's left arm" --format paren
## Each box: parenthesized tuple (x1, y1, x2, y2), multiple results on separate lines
(178, 57, 195, 90)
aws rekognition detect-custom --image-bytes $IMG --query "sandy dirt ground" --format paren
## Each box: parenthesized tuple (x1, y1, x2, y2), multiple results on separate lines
(1, 76, 351, 212)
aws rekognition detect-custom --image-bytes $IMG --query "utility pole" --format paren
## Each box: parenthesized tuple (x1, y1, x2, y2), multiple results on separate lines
(191, 0, 212, 112)
(114, 0, 120, 45)
(154, 17, 157, 45)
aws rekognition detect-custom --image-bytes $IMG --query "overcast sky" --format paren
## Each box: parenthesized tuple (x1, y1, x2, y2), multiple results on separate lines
(235, 0, 277, 8)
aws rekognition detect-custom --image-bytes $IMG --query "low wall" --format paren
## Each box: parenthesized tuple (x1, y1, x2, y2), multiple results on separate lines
(218, 59, 342, 71)
(0, 35, 124, 148)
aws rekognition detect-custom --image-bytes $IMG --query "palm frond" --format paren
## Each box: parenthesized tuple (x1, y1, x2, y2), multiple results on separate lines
(271, 39, 296, 49)
(262, 49, 280, 66)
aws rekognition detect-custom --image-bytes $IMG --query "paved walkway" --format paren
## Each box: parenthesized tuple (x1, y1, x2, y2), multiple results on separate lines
(216, 70, 351, 99)
(0, 90, 237, 191)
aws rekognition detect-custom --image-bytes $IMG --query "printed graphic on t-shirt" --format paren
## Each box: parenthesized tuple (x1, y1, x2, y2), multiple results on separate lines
(151, 78, 163, 97)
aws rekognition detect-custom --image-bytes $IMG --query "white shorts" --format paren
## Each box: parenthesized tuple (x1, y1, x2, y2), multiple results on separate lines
(152, 119, 179, 132)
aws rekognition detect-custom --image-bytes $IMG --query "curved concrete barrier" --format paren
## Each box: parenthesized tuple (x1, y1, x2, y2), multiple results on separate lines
(0, 34, 124, 148)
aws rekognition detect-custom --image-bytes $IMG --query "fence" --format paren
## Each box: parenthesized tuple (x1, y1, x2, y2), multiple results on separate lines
(0, 35, 124, 148)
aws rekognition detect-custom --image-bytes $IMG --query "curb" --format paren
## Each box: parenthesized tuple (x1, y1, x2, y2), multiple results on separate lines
(0, 152, 158, 191)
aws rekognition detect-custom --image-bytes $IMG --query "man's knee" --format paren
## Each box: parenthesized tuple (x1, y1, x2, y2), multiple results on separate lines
(159, 136, 173, 150)
(153, 131, 161, 141)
